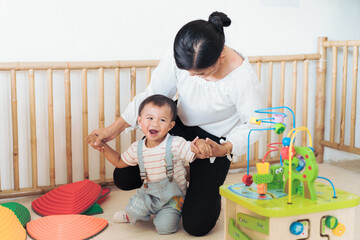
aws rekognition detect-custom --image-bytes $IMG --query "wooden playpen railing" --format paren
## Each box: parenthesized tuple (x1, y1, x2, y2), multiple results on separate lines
(0, 37, 359, 199)
(317, 39, 360, 159)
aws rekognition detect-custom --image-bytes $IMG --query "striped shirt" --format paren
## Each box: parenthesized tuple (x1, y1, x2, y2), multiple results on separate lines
(121, 134, 195, 194)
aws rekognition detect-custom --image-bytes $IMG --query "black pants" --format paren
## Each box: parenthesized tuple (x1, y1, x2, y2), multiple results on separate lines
(113, 116, 231, 236)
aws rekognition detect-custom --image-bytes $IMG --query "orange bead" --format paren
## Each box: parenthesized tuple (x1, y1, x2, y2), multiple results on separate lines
(257, 183, 267, 195)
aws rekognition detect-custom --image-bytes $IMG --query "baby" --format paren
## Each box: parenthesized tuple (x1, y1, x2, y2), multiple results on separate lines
(88, 94, 208, 234)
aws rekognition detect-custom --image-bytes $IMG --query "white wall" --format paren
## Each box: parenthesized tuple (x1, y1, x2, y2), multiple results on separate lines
(0, 0, 359, 189)
(1, 0, 359, 61)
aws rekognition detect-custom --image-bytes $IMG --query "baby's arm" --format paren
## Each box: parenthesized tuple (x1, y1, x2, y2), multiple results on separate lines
(87, 135, 128, 168)
(101, 143, 129, 168)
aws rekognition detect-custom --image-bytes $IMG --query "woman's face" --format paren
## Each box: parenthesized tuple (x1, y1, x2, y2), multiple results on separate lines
(188, 58, 222, 81)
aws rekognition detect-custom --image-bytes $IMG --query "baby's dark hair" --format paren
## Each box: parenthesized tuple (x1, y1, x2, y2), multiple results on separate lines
(174, 11, 231, 70)
(138, 94, 177, 121)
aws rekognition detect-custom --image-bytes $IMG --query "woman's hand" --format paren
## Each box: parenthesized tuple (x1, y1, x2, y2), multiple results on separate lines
(191, 136, 212, 159)
(205, 138, 231, 157)
(87, 116, 131, 151)
(87, 127, 115, 151)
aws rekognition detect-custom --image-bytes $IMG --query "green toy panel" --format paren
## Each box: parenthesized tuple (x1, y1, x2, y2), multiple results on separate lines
(220, 182, 360, 217)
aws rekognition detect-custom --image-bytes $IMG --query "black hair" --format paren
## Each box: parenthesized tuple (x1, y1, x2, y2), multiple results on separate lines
(173, 11, 231, 70)
(138, 94, 177, 121)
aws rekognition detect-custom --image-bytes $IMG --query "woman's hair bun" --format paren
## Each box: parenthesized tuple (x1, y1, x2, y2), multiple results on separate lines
(208, 11, 231, 28)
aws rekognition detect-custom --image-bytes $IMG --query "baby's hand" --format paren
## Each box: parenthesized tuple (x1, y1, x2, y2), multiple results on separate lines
(191, 136, 212, 159)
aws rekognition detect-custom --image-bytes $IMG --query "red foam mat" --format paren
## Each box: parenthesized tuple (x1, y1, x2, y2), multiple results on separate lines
(26, 214, 108, 240)
(97, 187, 111, 204)
(32, 180, 102, 216)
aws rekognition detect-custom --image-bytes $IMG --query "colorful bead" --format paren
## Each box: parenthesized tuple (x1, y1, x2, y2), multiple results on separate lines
(242, 174, 253, 186)
(273, 114, 285, 123)
(325, 216, 338, 229)
(282, 137, 291, 146)
(250, 117, 261, 125)
(274, 123, 286, 134)
(290, 221, 304, 235)
(332, 223, 345, 236)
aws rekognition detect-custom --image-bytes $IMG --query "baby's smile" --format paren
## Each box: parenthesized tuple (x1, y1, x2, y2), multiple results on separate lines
(149, 129, 159, 136)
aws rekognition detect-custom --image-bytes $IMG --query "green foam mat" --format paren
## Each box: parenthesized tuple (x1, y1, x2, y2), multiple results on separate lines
(0, 202, 31, 228)
(83, 203, 103, 215)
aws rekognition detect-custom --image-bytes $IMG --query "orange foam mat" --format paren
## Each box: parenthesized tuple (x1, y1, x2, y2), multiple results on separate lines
(0, 205, 26, 240)
(32, 180, 102, 216)
(26, 214, 108, 240)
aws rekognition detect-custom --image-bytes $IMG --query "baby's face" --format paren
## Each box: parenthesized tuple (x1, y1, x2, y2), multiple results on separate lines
(137, 103, 175, 148)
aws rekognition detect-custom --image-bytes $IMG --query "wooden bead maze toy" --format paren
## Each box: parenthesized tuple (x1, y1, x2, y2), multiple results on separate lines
(220, 106, 360, 240)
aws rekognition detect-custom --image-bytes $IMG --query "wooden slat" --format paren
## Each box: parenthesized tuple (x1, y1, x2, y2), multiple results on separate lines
(279, 62, 285, 104)
(266, 62, 273, 160)
(64, 69, 72, 183)
(130, 67, 136, 143)
(248, 53, 320, 63)
(302, 61, 309, 146)
(350, 46, 358, 147)
(146, 67, 151, 86)
(11, 70, 19, 190)
(241, 155, 247, 167)
(29, 69, 38, 188)
(291, 61, 297, 130)
(82, 69, 89, 180)
(0, 55, 322, 71)
(320, 140, 360, 155)
(0, 60, 160, 71)
(314, 37, 328, 163)
(279, 61, 285, 142)
(115, 68, 121, 153)
(0, 178, 114, 199)
(47, 69, 55, 187)
(330, 46, 338, 143)
(323, 40, 360, 47)
(254, 62, 261, 161)
(339, 47, 348, 145)
(99, 68, 105, 181)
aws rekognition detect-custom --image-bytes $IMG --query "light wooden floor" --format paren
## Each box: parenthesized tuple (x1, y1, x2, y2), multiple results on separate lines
(1, 162, 360, 240)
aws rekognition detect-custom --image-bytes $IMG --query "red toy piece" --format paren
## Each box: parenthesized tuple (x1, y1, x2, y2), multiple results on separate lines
(242, 174, 253, 186)
(280, 146, 296, 160)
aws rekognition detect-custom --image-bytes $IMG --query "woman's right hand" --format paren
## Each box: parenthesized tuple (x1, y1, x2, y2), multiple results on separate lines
(87, 116, 131, 150)
(87, 127, 115, 151)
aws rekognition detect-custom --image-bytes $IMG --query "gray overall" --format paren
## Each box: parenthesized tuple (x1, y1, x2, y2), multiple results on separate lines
(125, 135, 185, 234)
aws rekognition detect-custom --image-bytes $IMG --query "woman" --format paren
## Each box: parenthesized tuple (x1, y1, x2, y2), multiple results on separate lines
(88, 11, 263, 236)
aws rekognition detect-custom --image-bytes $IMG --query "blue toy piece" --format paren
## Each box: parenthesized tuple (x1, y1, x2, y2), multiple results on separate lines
(296, 156, 306, 172)
(290, 221, 304, 235)
(282, 137, 291, 147)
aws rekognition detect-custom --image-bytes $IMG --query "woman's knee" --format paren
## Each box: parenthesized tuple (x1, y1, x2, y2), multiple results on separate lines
(181, 197, 221, 236)
(113, 166, 142, 190)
